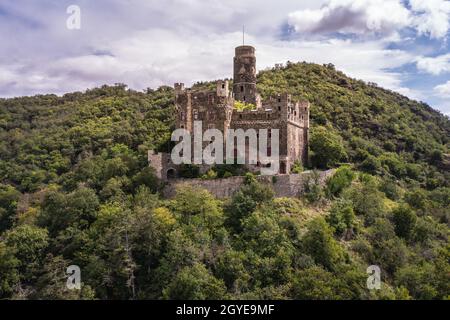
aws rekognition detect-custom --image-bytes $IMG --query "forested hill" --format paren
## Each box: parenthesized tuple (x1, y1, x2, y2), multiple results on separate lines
(257, 63, 450, 178)
(0, 63, 448, 300)
(1, 62, 448, 193)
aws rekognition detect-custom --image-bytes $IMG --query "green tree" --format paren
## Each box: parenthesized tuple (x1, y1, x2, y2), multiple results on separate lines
(163, 263, 227, 299)
(291, 266, 339, 300)
(325, 166, 354, 197)
(5, 224, 49, 279)
(0, 184, 21, 232)
(302, 218, 344, 271)
(0, 242, 20, 298)
(225, 178, 274, 232)
(309, 126, 347, 169)
(392, 205, 417, 240)
(326, 200, 357, 238)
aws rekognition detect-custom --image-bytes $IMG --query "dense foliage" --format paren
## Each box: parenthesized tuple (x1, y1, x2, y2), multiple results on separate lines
(0, 63, 448, 300)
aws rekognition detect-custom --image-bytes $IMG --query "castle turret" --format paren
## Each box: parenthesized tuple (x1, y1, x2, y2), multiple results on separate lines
(233, 46, 257, 105)
(216, 80, 229, 98)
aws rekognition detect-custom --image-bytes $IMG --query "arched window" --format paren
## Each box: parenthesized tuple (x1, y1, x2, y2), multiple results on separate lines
(166, 168, 176, 179)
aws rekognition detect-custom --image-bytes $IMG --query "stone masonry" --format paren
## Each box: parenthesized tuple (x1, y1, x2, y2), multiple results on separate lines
(162, 170, 335, 199)
(149, 45, 310, 180)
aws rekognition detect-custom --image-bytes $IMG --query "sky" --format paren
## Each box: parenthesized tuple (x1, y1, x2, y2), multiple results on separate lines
(0, 0, 449, 116)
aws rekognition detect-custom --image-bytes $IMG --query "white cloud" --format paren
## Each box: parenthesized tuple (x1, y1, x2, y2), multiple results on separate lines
(287, 0, 450, 40)
(0, 0, 445, 114)
(0, 28, 414, 100)
(434, 80, 450, 97)
(287, 0, 411, 36)
(410, 0, 450, 39)
(416, 54, 450, 75)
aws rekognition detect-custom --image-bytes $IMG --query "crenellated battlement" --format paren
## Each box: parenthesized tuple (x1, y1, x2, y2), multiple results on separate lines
(151, 45, 310, 179)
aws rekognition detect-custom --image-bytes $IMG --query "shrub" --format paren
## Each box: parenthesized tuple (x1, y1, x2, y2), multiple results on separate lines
(201, 169, 218, 180)
(178, 164, 200, 178)
(360, 155, 381, 174)
(302, 217, 344, 271)
(310, 126, 347, 169)
(325, 166, 354, 198)
(379, 179, 401, 200)
(392, 205, 417, 240)
(326, 200, 357, 237)
(291, 161, 303, 174)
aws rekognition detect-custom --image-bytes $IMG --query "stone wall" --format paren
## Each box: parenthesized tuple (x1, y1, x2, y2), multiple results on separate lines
(162, 170, 335, 199)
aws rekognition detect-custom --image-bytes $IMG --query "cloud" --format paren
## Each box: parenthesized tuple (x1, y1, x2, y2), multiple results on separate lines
(287, 0, 450, 40)
(416, 53, 450, 75)
(0, 27, 414, 99)
(434, 80, 450, 97)
(287, 0, 411, 36)
(410, 0, 450, 39)
(0, 0, 446, 115)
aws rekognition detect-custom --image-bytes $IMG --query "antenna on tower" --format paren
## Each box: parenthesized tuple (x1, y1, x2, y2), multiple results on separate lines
(242, 25, 245, 46)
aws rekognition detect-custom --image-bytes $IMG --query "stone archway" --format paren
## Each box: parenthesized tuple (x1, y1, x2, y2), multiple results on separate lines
(166, 168, 176, 179)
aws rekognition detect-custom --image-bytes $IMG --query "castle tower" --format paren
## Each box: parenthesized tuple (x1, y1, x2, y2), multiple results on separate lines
(233, 46, 257, 105)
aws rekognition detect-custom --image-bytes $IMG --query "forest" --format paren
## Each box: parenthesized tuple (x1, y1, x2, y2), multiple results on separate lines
(0, 62, 449, 299)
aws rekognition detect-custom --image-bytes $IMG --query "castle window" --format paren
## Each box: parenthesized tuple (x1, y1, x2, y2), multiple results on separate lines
(239, 114, 243, 119)
(222, 84, 225, 89)
(280, 161, 287, 174)
(278, 106, 281, 111)
(240, 86, 244, 92)
(278, 98, 281, 103)
(167, 169, 176, 179)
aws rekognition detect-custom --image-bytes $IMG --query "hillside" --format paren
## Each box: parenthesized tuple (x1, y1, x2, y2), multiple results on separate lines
(0, 63, 448, 300)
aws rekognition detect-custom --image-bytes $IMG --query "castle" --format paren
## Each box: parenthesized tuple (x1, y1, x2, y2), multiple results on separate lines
(149, 45, 310, 180)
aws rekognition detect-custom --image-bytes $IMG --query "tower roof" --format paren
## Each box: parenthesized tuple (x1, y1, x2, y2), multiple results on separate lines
(235, 45, 255, 56)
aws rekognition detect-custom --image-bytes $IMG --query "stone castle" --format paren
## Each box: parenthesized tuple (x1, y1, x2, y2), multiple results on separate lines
(149, 45, 310, 180)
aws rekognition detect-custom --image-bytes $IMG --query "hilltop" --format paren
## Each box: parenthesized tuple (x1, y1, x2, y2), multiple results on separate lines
(0, 63, 448, 300)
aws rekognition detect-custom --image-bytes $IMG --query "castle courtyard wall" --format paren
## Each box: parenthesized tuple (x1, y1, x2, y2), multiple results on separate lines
(162, 169, 335, 199)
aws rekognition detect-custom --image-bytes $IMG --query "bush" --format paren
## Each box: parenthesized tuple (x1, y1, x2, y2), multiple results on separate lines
(304, 171, 324, 203)
(310, 126, 347, 169)
(226, 178, 274, 232)
(201, 169, 218, 180)
(344, 175, 386, 226)
(163, 263, 227, 299)
(404, 189, 427, 210)
(326, 200, 357, 237)
(325, 166, 354, 198)
(392, 205, 417, 240)
(302, 218, 344, 271)
(178, 164, 200, 178)
(379, 179, 401, 200)
(291, 161, 303, 174)
(360, 155, 381, 174)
